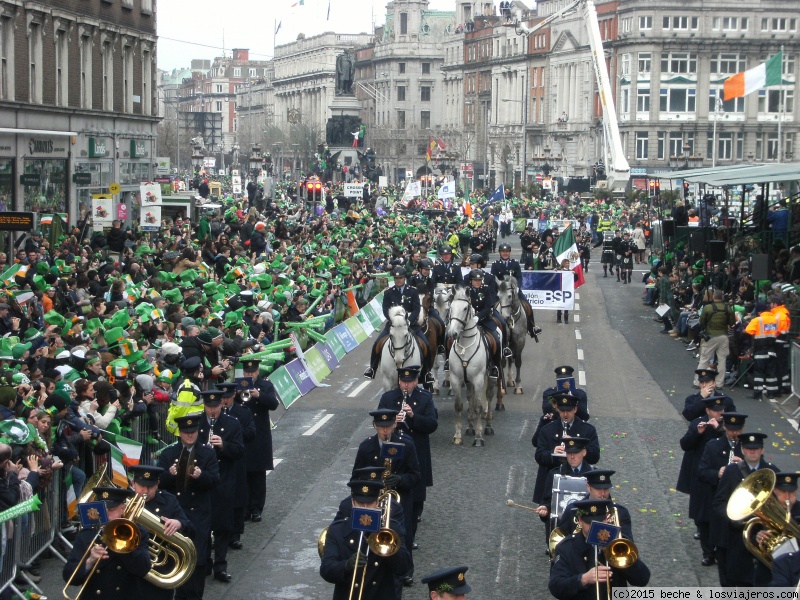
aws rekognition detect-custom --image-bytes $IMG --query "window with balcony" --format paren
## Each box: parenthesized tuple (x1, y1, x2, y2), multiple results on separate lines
(660, 88, 696, 112)
(660, 53, 697, 74)
(635, 132, 649, 159)
(421, 86, 431, 101)
(639, 15, 652, 30)
(638, 52, 651, 74)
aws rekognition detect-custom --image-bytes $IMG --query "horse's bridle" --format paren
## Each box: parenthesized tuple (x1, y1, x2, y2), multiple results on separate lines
(449, 298, 481, 367)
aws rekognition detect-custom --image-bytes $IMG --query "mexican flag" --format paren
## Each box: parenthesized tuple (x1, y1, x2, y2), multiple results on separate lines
(724, 51, 782, 101)
(553, 224, 585, 289)
(65, 469, 77, 518)
(115, 436, 143, 467)
(109, 445, 130, 487)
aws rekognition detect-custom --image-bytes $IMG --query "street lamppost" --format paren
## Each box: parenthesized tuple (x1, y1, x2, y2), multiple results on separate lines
(501, 89, 528, 191)
(191, 143, 204, 179)
(249, 144, 262, 181)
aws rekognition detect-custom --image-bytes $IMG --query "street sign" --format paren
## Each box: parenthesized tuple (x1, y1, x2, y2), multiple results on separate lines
(535, 174, 543, 182)
(344, 183, 364, 198)
(0, 212, 34, 232)
(405, 169, 413, 179)
(109, 182, 121, 194)
(630, 167, 648, 175)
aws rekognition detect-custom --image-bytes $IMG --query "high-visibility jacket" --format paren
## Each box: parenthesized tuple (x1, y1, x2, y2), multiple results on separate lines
(771, 305, 791, 345)
(746, 311, 779, 357)
(596, 218, 613, 232)
(166, 378, 203, 435)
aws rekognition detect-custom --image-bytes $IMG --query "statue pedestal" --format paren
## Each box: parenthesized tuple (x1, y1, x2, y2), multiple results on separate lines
(329, 94, 361, 117)
(326, 94, 364, 184)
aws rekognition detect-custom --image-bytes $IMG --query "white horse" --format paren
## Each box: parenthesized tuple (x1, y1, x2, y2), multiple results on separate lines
(378, 306, 422, 392)
(496, 275, 527, 398)
(446, 287, 496, 447)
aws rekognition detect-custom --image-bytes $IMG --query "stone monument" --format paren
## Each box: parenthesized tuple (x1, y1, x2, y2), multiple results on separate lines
(326, 49, 363, 181)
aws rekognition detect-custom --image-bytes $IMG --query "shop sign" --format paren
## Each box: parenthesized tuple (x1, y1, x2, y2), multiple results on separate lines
(20, 174, 39, 186)
(130, 140, 147, 158)
(73, 172, 92, 184)
(89, 138, 109, 158)
(28, 138, 65, 155)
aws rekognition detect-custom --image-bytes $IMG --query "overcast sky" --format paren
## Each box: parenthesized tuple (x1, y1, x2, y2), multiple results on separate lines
(157, 0, 456, 71)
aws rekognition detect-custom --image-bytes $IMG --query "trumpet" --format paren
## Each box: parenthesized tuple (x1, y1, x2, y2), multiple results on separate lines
(240, 390, 252, 401)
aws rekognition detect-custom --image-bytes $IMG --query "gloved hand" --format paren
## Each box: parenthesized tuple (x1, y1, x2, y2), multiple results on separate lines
(384, 474, 402, 488)
(473, 315, 480, 325)
(345, 550, 367, 572)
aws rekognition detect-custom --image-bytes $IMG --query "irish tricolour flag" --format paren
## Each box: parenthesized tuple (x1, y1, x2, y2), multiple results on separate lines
(724, 52, 782, 101)
(553, 224, 585, 289)
(109, 444, 132, 487)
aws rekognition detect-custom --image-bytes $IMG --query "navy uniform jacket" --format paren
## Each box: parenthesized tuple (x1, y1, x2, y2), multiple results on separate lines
(676, 416, 724, 519)
(534, 418, 599, 504)
(491, 258, 523, 283)
(557, 502, 634, 542)
(712, 460, 779, 583)
(549, 532, 650, 599)
(466, 283, 497, 323)
(697, 436, 743, 528)
(198, 413, 244, 531)
(64, 525, 152, 600)
(431, 261, 463, 286)
(319, 506, 411, 600)
(225, 402, 255, 509)
(772, 552, 800, 586)
(138, 489, 194, 600)
(377, 387, 438, 500)
(158, 442, 220, 566)
(414, 273, 435, 297)
(243, 377, 280, 472)
(541, 387, 590, 422)
(382, 284, 421, 325)
(682, 393, 736, 421)
(542, 462, 593, 516)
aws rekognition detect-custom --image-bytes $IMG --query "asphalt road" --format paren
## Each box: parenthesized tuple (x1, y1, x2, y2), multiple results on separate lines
(40, 254, 800, 599)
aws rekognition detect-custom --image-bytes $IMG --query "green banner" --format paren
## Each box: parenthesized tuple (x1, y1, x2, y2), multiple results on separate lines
(269, 366, 301, 408)
(345, 316, 368, 343)
(355, 310, 374, 334)
(362, 302, 383, 329)
(304, 347, 332, 382)
(0, 494, 41, 525)
(324, 330, 347, 360)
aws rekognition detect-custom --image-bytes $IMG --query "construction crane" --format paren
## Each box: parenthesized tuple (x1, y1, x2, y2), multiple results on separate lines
(505, 0, 630, 191)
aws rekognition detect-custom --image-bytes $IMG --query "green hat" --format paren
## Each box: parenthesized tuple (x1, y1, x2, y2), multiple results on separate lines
(107, 359, 130, 379)
(179, 269, 199, 284)
(31, 275, 48, 292)
(36, 262, 50, 276)
(156, 368, 180, 384)
(85, 318, 105, 336)
(225, 308, 245, 327)
(44, 311, 67, 328)
(693, 260, 705, 270)
(106, 310, 132, 330)
(692, 275, 705, 286)
(11, 342, 32, 360)
(132, 359, 153, 374)
(134, 302, 156, 319)
(157, 271, 179, 284)
(0, 419, 34, 445)
(338, 265, 351, 275)
(203, 282, 220, 296)
(103, 327, 128, 347)
(23, 328, 43, 343)
(163, 289, 183, 304)
(123, 350, 145, 365)
(0, 339, 13, 359)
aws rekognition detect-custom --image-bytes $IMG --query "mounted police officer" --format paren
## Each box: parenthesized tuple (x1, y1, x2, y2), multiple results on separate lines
(491, 242, 542, 339)
(469, 253, 512, 361)
(431, 245, 464, 287)
(461, 268, 503, 380)
(410, 258, 446, 354)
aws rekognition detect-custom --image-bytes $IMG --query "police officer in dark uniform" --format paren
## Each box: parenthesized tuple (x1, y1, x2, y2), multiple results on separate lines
(411, 259, 446, 353)
(364, 265, 431, 383)
(216, 382, 255, 550)
(533, 394, 600, 505)
(157, 413, 219, 600)
(197, 389, 244, 583)
(239, 358, 280, 522)
(697, 412, 747, 569)
(749, 472, 800, 585)
(462, 268, 503, 380)
(421, 565, 472, 599)
(431, 245, 464, 287)
(772, 549, 800, 586)
(320, 479, 411, 600)
(130, 465, 194, 600)
(620, 232, 635, 284)
(377, 366, 438, 544)
(682, 369, 737, 421)
(549, 499, 651, 599)
(556, 470, 634, 542)
(468, 253, 512, 360)
(711, 432, 779, 587)
(541, 366, 589, 421)
(352, 408, 421, 586)
(63, 487, 152, 600)
(492, 242, 542, 338)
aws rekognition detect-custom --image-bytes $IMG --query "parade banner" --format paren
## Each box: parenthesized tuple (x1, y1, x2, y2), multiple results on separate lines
(324, 330, 347, 360)
(270, 365, 301, 408)
(362, 302, 383, 330)
(333, 323, 358, 352)
(520, 271, 575, 310)
(355, 310, 375, 336)
(284, 359, 316, 395)
(344, 316, 368, 344)
(303, 346, 332, 382)
(316, 342, 339, 370)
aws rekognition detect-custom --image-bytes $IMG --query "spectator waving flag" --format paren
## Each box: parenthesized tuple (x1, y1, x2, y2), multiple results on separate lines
(554, 223, 585, 288)
(480, 184, 505, 209)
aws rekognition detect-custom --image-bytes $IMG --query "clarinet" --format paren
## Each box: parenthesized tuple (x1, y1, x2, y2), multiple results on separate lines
(207, 417, 216, 447)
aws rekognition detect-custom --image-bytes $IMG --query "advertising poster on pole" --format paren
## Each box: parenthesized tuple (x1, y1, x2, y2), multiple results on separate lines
(139, 183, 162, 231)
(91, 194, 114, 228)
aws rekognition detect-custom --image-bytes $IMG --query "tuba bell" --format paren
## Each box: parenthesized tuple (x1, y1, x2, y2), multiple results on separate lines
(727, 468, 800, 569)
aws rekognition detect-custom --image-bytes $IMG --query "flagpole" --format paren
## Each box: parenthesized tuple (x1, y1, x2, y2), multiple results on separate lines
(778, 45, 785, 163)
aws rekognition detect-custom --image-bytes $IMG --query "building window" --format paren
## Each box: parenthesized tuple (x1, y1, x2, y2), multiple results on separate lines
(141, 0, 153, 14)
(421, 86, 431, 101)
(711, 53, 745, 75)
(657, 131, 666, 160)
(636, 87, 650, 113)
(759, 89, 793, 113)
(216, 84, 223, 93)
(398, 110, 406, 128)
(102, 41, 113, 111)
(420, 110, 430, 129)
(28, 22, 42, 104)
(711, 132, 734, 160)
(400, 12, 408, 35)
(249, 68, 256, 77)
(422, 62, 430, 74)
(635, 132, 649, 159)
(80, 35, 91, 109)
(620, 87, 630, 113)
(123, 45, 133, 113)
(620, 17, 632, 33)
(55, 29, 68, 107)
(233, 67, 241, 77)
(0, 18, 11, 100)
(660, 88, 696, 112)
(399, 62, 406, 74)
(621, 54, 631, 76)
(216, 101, 222, 111)
(639, 15, 652, 30)
(142, 48, 152, 115)
(638, 52, 651, 74)
(663, 16, 698, 30)
(660, 53, 697, 74)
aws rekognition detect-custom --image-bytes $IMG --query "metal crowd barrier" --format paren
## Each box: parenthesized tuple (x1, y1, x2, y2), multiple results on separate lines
(786, 341, 800, 420)
(0, 510, 24, 599)
(127, 402, 173, 464)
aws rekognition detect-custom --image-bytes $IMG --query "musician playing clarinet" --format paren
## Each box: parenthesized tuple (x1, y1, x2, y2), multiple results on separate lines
(158, 414, 219, 600)
(377, 366, 438, 542)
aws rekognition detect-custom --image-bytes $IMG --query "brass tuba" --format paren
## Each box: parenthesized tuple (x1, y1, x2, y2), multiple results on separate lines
(727, 468, 800, 569)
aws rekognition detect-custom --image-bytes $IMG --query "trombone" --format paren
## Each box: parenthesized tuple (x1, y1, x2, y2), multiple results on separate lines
(592, 507, 639, 600)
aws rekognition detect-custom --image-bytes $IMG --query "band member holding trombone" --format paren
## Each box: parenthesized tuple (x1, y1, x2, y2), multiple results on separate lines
(555, 470, 634, 543)
(549, 499, 650, 599)
(320, 479, 411, 600)
(63, 487, 152, 600)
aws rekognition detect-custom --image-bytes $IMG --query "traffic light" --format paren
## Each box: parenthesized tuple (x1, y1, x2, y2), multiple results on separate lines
(649, 180, 655, 196)
(306, 179, 323, 208)
(654, 181, 660, 197)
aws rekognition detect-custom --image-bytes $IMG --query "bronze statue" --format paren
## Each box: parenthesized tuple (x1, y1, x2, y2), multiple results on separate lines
(335, 50, 355, 96)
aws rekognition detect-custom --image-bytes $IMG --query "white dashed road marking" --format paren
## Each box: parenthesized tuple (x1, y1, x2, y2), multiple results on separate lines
(302, 413, 334, 436)
(348, 381, 371, 398)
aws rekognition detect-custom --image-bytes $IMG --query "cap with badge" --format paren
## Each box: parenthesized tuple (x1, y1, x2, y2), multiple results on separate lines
(241, 358, 260, 373)
(351, 467, 384, 482)
(573, 498, 613, 521)
(695, 368, 718, 383)
(391, 266, 406, 278)
(397, 365, 420, 382)
(347, 479, 384, 503)
(702, 394, 727, 411)
(93, 486, 135, 508)
(774, 472, 800, 491)
(174, 413, 202, 433)
(585, 469, 616, 489)
(738, 432, 768, 449)
(217, 382, 238, 397)
(421, 566, 472, 595)
(722, 412, 748, 430)
(554, 365, 575, 378)
(128, 465, 165, 487)
(201, 390, 223, 407)
(554, 394, 579, 409)
(563, 438, 590, 453)
(370, 408, 398, 425)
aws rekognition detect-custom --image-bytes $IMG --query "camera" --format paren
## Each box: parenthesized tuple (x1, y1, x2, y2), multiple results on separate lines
(700, 331, 711, 342)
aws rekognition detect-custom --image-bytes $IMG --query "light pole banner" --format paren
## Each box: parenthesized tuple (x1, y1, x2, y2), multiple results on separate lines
(520, 271, 575, 310)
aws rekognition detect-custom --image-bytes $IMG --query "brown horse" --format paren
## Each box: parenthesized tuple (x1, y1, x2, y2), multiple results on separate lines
(418, 291, 444, 393)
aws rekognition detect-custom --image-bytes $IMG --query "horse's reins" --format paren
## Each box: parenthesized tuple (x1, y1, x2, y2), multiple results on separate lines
(450, 298, 481, 367)
(388, 310, 415, 363)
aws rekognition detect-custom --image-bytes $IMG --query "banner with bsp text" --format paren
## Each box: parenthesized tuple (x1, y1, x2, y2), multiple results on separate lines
(520, 271, 575, 310)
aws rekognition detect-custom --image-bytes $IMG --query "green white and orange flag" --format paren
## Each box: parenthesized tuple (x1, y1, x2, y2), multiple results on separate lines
(724, 51, 782, 101)
(65, 469, 77, 518)
(109, 445, 131, 487)
(1, 264, 27, 286)
(114, 436, 143, 467)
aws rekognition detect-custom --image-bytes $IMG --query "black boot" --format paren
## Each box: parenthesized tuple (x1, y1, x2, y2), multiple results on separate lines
(564, 312, 569, 324)
(556, 313, 562, 324)
(363, 367, 375, 379)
